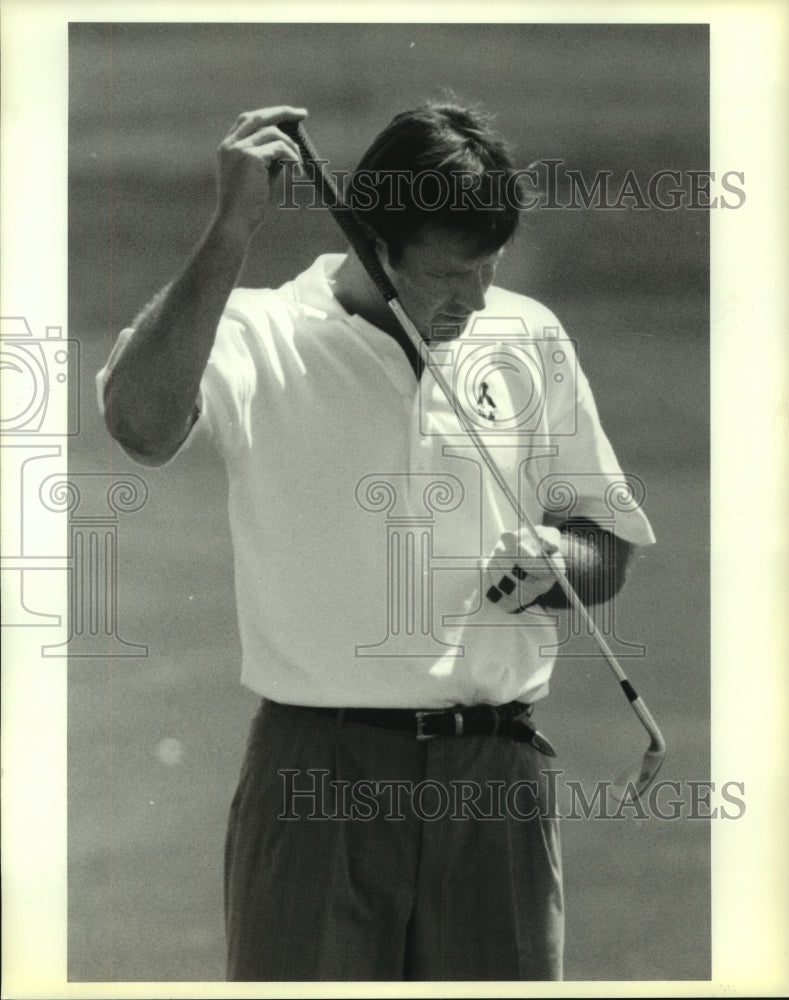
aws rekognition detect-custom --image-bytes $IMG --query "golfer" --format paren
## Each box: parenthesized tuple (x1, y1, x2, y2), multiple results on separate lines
(98, 102, 655, 981)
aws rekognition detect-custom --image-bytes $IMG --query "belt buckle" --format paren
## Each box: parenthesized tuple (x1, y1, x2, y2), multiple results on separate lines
(415, 709, 444, 741)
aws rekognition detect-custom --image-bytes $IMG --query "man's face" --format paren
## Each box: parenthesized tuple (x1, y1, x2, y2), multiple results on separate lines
(380, 227, 504, 343)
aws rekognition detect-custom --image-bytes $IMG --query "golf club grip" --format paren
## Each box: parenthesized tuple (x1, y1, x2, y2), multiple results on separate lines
(280, 121, 397, 302)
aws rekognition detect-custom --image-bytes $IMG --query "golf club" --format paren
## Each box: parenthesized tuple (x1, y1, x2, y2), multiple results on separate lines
(281, 120, 666, 804)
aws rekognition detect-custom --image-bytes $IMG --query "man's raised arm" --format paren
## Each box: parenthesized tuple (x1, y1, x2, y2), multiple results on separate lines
(102, 106, 307, 466)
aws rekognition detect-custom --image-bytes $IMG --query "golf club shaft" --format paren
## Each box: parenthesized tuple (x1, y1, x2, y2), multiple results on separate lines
(282, 120, 665, 755)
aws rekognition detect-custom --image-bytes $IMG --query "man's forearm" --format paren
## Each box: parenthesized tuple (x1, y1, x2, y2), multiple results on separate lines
(103, 217, 249, 464)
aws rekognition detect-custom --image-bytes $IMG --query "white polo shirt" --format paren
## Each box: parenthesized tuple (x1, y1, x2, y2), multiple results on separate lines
(98, 254, 655, 708)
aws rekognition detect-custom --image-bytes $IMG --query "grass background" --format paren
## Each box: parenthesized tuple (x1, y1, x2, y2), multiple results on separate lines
(68, 22, 710, 982)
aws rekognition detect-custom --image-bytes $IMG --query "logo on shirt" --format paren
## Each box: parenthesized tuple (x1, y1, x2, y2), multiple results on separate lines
(475, 380, 497, 422)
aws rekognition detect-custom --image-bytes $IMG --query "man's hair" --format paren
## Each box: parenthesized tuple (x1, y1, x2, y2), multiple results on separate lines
(349, 101, 519, 264)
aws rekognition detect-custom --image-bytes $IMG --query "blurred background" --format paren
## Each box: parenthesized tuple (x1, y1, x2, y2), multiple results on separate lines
(68, 22, 710, 982)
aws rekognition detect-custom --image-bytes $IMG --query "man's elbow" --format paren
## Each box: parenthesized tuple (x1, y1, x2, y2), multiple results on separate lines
(102, 386, 182, 468)
(577, 542, 632, 605)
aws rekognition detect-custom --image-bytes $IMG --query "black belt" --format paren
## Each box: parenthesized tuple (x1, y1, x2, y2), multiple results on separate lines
(276, 700, 557, 757)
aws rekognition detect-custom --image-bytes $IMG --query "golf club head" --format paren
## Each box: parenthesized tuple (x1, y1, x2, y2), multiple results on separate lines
(611, 745, 667, 806)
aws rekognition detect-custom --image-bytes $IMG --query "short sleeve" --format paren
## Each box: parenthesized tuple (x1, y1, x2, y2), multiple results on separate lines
(541, 346, 656, 547)
(95, 294, 274, 465)
(477, 296, 656, 548)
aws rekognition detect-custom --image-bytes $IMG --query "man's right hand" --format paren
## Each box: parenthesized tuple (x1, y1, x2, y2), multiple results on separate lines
(215, 106, 307, 242)
(101, 105, 308, 465)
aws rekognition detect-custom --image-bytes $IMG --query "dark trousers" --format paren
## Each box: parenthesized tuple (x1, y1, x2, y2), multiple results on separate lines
(225, 699, 564, 981)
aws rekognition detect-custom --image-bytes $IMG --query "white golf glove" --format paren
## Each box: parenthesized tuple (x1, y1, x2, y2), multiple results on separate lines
(484, 525, 566, 613)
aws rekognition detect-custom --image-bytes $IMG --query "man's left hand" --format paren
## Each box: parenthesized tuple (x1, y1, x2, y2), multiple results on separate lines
(483, 525, 566, 613)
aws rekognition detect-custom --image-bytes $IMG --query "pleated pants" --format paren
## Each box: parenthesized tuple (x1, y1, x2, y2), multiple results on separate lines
(225, 699, 564, 981)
